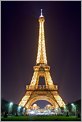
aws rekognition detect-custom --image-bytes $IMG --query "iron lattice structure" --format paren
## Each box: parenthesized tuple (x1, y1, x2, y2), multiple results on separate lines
(19, 10, 65, 109)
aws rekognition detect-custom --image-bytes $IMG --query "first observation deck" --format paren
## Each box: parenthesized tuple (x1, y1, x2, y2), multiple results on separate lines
(26, 85, 58, 91)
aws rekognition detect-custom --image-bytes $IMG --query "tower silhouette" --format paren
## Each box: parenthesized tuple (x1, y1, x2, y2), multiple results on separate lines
(19, 10, 65, 109)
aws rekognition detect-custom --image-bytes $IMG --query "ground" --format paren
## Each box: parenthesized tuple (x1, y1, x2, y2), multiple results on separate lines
(1, 115, 81, 121)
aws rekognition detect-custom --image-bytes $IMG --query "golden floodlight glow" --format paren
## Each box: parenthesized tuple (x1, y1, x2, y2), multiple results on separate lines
(19, 10, 65, 109)
(36, 12, 47, 64)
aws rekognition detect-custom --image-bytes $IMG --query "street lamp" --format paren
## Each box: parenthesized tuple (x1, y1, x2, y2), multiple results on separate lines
(17, 106, 22, 115)
(8, 102, 13, 115)
(9, 102, 13, 106)
(22, 107, 26, 115)
(71, 103, 76, 116)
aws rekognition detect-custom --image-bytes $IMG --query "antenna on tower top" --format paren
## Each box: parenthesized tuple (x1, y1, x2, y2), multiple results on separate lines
(40, 9, 43, 17)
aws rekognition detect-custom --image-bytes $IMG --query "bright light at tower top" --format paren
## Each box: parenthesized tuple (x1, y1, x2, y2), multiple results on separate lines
(40, 9, 43, 17)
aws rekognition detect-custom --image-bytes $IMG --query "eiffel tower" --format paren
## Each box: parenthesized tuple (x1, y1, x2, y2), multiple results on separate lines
(19, 9, 65, 109)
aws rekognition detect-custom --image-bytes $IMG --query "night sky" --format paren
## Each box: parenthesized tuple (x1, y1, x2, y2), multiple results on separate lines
(1, 1, 81, 108)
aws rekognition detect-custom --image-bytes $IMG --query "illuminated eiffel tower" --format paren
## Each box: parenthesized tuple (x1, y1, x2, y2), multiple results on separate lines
(19, 10, 65, 109)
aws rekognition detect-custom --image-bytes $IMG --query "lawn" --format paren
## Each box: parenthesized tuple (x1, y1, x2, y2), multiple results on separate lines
(1, 115, 81, 121)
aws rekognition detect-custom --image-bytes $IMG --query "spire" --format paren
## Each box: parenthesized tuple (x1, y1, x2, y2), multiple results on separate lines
(40, 9, 43, 17)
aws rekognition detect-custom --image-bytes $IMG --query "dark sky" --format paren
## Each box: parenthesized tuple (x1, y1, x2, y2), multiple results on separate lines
(1, 1, 81, 108)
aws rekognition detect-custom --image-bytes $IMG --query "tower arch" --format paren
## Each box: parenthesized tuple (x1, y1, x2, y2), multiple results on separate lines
(25, 95, 59, 109)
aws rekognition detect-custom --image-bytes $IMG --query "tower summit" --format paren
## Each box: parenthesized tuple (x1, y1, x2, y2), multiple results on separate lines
(36, 9, 47, 65)
(19, 10, 65, 109)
